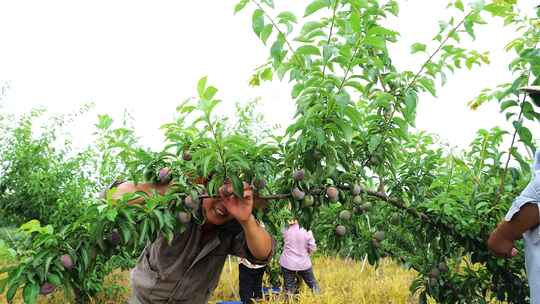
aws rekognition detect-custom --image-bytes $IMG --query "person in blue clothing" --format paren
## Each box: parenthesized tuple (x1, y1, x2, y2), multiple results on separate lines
(488, 86, 540, 303)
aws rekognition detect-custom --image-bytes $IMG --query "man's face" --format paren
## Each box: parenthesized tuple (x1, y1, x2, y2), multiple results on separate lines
(202, 196, 234, 225)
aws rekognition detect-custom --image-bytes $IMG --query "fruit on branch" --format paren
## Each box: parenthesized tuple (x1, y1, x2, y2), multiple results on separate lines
(302, 194, 314, 207)
(251, 177, 267, 190)
(60, 254, 74, 270)
(438, 262, 449, 273)
(292, 187, 305, 201)
(326, 187, 339, 202)
(352, 184, 362, 196)
(339, 210, 352, 221)
(185, 195, 200, 209)
(293, 169, 305, 181)
(360, 202, 372, 212)
(110, 229, 121, 246)
(40, 282, 55, 295)
(353, 195, 363, 205)
(158, 167, 172, 184)
(335, 225, 347, 236)
(312, 150, 322, 161)
(374, 231, 385, 242)
(390, 213, 400, 225)
(182, 150, 192, 161)
(177, 211, 191, 224)
(429, 268, 440, 279)
(372, 239, 381, 248)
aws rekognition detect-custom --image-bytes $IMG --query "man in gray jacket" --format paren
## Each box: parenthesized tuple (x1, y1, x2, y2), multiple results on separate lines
(110, 180, 274, 304)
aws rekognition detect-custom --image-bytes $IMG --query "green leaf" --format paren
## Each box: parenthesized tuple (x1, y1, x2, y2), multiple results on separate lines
(344, 107, 362, 125)
(464, 13, 477, 39)
(197, 76, 208, 99)
(292, 83, 304, 98)
(252, 9, 265, 37)
(0, 278, 7, 294)
(119, 221, 132, 244)
(455, 0, 464, 11)
(20, 220, 42, 234)
(270, 35, 285, 63)
(154, 210, 165, 230)
(260, 24, 273, 44)
(418, 77, 437, 97)
(277, 11, 297, 23)
(386, 0, 399, 16)
(335, 93, 351, 106)
(6, 279, 21, 303)
(296, 45, 321, 56)
(515, 123, 533, 147)
(368, 135, 382, 153)
(411, 43, 427, 54)
(403, 91, 418, 126)
(344, 81, 364, 92)
(105, 209, 118, 222)
(323, 45, 335, 62)
(234, 0, 249, 14)
(23, 283, 39, 304)
(47, 273, 62, 287)
(231, 175, 244, 198)
(484, 3, 510, 17)
(300, 21, 324, 35)
(350, 9, 361, 33)
(96, 114, 113, 130)
(261, 68, 273, 81)
(336, 121, 353, 143)
(304, 0, 328, 17)
(364, 36, 386, 49)
(139, 219, 149, 246)
(204, 86, 218, 100)
(500, 100, 517, 112)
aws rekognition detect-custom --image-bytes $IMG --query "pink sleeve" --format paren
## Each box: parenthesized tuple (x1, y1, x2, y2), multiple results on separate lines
(306, 231, 317, 253)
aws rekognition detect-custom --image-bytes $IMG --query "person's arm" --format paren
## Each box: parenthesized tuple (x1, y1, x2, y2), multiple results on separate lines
(222, 182, 273, 260)
(240, 215, 273, 260)
(488, 203, 540, 257)
(306, 231, 317, 254)
(111, 182, 169, 205)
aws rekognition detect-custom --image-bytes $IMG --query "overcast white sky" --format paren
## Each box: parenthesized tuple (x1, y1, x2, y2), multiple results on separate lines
(0, 0, 538, 152)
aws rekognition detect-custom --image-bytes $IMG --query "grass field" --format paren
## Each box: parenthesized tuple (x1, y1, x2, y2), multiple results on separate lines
(1, 256, 423, 304)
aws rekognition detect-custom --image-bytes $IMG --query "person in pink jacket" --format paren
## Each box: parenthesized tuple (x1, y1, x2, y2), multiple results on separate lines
(279, 218, 320, 297)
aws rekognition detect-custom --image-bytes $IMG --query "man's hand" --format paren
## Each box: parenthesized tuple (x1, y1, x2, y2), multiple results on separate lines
(488, 203, 539, 258)
(219, 182, 253, 223)
(487, 231, 518, 258)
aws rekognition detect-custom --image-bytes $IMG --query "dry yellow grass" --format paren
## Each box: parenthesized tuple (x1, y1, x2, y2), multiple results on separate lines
(212, 255, 418, 304)
(1, 256, 422, 303)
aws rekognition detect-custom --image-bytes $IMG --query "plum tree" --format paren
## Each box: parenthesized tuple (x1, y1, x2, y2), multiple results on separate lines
(1, 1, 539, 304)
